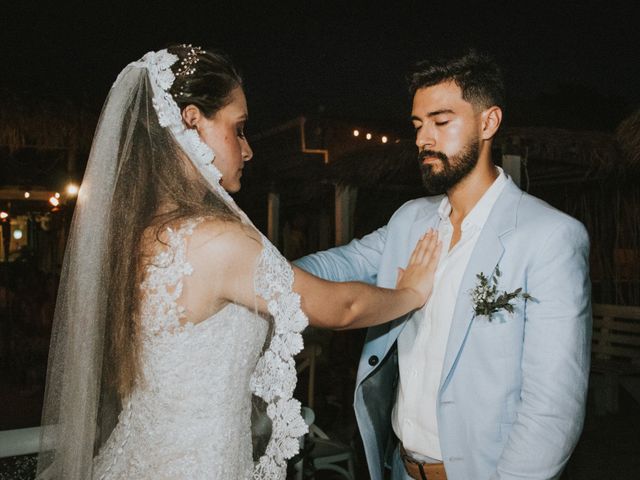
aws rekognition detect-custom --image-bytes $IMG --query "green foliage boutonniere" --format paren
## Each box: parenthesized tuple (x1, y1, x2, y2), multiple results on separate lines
(470, 266, 532, 321)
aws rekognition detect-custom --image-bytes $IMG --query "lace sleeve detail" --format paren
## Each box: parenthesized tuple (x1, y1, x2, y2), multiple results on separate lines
(139, 218, 201, 334)
(250, 240, 309, 479)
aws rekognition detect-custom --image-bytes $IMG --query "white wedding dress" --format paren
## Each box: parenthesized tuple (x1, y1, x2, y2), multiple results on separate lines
(92, 219, 296, 479)
(37, 50, 307, 480)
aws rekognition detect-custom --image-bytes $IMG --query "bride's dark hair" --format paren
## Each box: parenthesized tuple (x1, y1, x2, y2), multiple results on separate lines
(105, 45, 243, 400)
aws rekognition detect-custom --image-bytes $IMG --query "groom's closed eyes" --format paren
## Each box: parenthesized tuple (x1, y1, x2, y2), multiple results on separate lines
(412, 109, 456, 131)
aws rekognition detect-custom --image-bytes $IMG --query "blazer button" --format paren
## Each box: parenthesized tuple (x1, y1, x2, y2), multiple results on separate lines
(368, 355, 379, 366)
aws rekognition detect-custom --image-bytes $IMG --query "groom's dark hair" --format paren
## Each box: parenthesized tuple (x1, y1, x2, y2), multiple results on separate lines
(409, 48, 505, 111)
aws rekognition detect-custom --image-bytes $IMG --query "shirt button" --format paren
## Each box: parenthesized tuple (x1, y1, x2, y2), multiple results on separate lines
(368, 355, 379, 366)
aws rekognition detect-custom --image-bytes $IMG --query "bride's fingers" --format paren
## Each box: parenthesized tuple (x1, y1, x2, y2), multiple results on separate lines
(423, 238, 442, 271)
(420, 231, 439, 263)
(416, 230, 438, 265)
(411, 230, 433, 264)
(408, 231, 428, 265)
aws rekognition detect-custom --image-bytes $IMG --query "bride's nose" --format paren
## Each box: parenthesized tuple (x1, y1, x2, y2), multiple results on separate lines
(242, 142, 253, 162)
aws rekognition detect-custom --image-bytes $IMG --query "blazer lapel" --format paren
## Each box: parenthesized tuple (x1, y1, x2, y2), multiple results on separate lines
(439, 178, 523, 391)
(384, 204, 441, 353)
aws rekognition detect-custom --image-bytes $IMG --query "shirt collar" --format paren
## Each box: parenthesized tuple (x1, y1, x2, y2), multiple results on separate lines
(437, 166, 508, 231)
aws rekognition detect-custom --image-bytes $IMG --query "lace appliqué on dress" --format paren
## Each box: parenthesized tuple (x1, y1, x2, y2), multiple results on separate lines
(94, 219, 204, 480)
(139, 220, 199, 335)
(250, 240, 308, 479)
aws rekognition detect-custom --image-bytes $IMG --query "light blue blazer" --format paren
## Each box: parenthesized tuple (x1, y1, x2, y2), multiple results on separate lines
(295, 177, 591, 480)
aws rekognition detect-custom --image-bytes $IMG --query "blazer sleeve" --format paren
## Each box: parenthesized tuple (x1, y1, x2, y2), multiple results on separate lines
(492, 219, 592, 480)
(293, 225, 387, 284)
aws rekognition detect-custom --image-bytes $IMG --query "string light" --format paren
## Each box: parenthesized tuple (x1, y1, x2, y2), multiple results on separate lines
(0, 212, 8, 219)
(24, 192, 31, 199)
(49, 197, 60, 207)
(351, 129, 391, 144)
(54, 192, 60, 199)
(66, 183, 79, 196)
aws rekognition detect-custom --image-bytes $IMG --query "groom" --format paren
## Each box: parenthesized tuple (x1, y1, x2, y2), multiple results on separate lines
(296, 49, 591, 479)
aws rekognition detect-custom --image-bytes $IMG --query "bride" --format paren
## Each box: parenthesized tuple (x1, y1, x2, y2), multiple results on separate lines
(36, 45, 440, 479)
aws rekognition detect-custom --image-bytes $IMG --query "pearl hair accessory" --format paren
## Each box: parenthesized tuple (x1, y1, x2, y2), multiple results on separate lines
(175, 44, 203, 77)
(174, 44, 203, 98)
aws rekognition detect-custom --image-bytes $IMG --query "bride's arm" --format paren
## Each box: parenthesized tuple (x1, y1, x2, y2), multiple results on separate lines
(293, 231, 440, 330)
(188, 221, 440, 330)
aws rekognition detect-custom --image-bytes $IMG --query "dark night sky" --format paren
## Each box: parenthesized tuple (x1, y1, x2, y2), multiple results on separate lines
(2, 0, 639, 134)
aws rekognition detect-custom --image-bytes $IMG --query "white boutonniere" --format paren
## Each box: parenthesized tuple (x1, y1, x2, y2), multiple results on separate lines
(470, 266, 531, 321)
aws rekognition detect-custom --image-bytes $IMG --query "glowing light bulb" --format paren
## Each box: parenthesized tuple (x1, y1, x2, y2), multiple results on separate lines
(366, 133, 372, 140)
(54, 192, 60, 199)
(353, 129, 360, 137)
(13, 229, 23, 240)
(0, 212, 8, 219)
(24, 192, 31, 199)
(381, 136, 388, 144)
(49, 197, 60, 207)
(66, 183, 79, 196)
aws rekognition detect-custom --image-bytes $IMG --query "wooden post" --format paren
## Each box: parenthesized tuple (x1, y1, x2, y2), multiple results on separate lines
(267, 191, 280, 249)
(335, 185, 357, 246)
(67, 146, 77, 177)
(502, 154, 522, 187)
(318, 211, 330, 251)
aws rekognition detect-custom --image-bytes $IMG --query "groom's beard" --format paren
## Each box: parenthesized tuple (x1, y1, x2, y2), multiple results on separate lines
(418, 139, 481, 195)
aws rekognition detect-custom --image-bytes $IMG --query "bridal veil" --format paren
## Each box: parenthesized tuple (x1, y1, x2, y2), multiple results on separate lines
(36, 48, 307, 479)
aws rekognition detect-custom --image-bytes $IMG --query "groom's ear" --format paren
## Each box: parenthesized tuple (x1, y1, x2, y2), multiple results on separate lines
(480, 106, 502, 141)
(181, 105, 203, 129)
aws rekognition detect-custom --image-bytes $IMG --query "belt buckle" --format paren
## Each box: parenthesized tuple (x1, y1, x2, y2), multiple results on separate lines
(400, 444, 429, 480)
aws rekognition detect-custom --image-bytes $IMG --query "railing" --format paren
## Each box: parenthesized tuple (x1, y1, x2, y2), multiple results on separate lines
(0, 426, 40, 458)
(590, 303, 640, 414)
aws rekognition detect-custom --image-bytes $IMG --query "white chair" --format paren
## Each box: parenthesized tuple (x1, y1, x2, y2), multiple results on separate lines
(292, 407, 315, 480)
(590, 304, 640, 414)
(296, 406, 356, 480)
(296, 343, 322, 409)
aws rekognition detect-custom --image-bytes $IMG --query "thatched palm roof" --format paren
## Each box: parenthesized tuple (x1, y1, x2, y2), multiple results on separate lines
(329, 140, 420, 188)
(330, 123, 633, 188)
(615, 108, 640, 170)
(0, 90, 97, 153)
(496, 127, 619, 173)
(1, 90, 99, 188)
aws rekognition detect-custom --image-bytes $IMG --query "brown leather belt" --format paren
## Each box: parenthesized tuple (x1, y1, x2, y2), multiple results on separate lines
(400, 443, 447, 480)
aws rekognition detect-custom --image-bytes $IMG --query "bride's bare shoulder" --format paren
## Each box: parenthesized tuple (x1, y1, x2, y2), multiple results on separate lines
(188, 217, 262, 263)
(140, 216, 260, 256)
(190, 217, 260, 245)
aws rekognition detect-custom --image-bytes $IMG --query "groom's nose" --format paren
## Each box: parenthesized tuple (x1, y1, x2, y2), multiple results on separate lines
(416, 127, 435, 150)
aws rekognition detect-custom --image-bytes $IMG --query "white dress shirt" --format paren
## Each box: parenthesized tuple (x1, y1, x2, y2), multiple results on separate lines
(392, 168, 507, 461)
